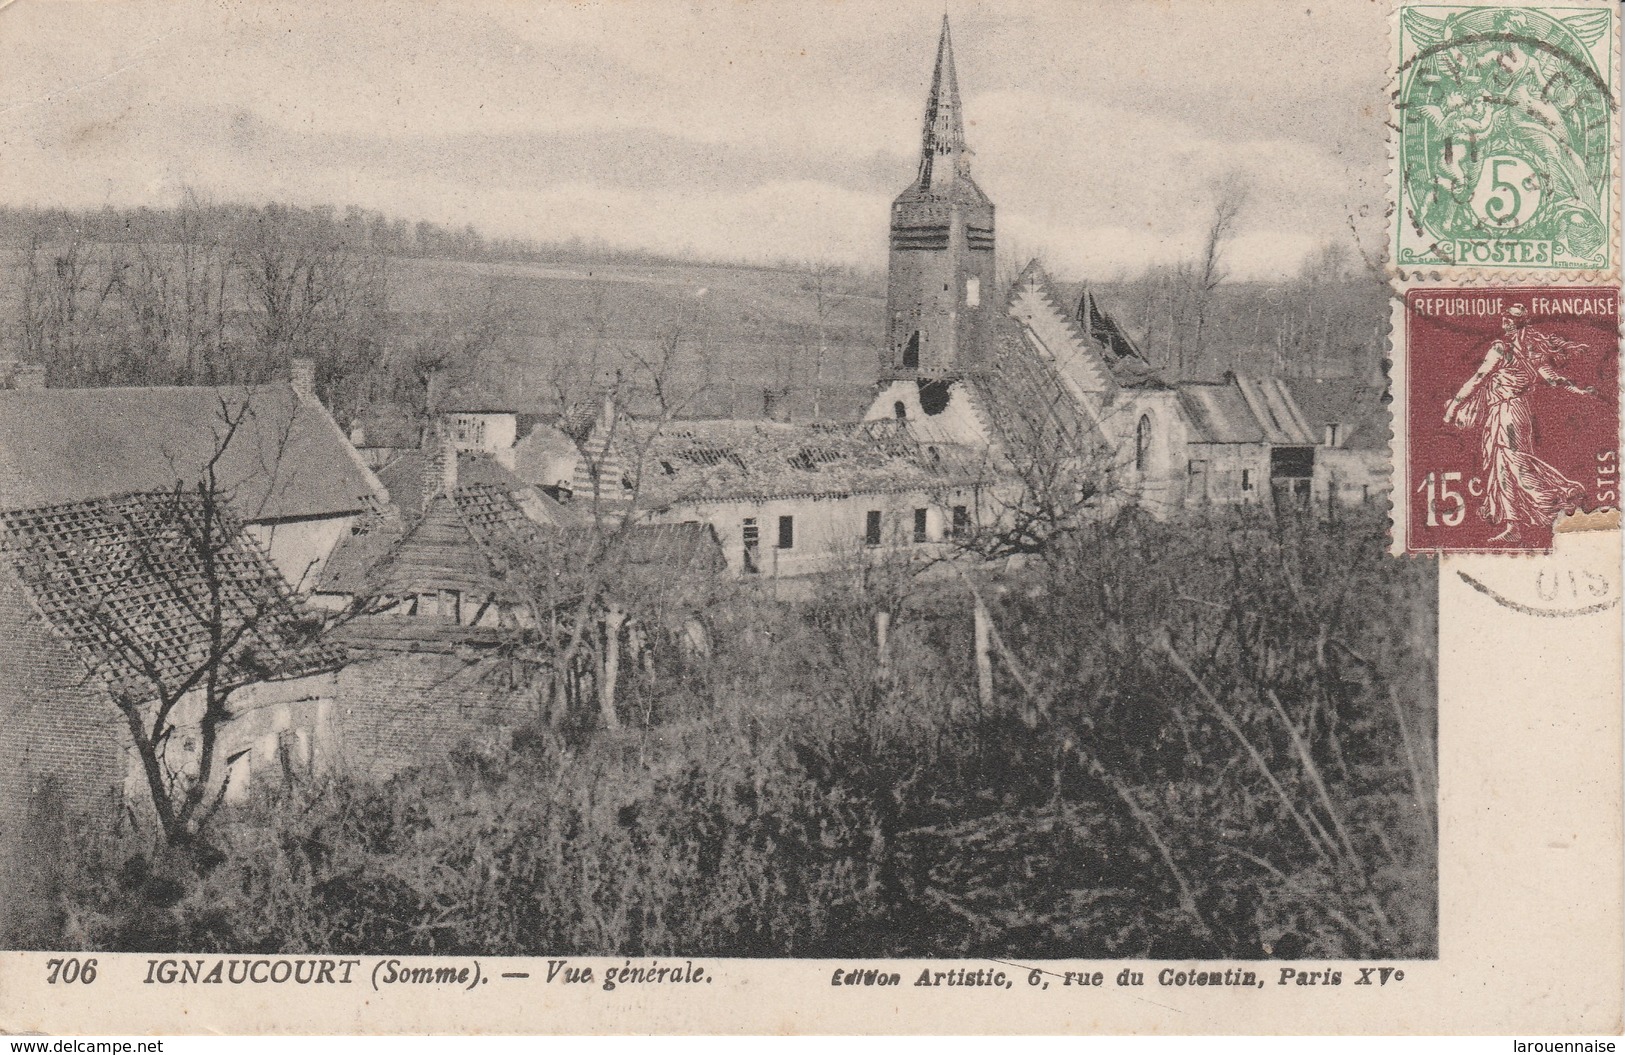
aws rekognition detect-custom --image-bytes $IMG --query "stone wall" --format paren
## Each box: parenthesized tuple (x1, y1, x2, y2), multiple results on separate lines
(334, 651, 538, 780)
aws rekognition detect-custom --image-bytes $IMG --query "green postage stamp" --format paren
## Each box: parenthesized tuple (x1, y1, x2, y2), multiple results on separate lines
(1393, 2, 1618, 274)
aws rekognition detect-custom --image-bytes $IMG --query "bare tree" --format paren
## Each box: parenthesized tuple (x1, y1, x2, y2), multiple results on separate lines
(20, 232, 115, 385)
(387, 276, 515, 423)
(1189, 173, 1251, 373)
(792, 258, 862, 421)
(236, 204, 390, 415)
(3, 397, 345, 853)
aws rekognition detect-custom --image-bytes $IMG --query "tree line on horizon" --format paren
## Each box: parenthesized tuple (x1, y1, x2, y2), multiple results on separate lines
(1, 196, 1386, 429)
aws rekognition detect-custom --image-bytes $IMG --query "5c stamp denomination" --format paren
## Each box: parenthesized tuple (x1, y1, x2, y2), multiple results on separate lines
(1394, 3, 1617, 275)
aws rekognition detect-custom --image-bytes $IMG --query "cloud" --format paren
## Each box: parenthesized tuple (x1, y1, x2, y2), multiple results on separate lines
(0, 0, 1391, 278)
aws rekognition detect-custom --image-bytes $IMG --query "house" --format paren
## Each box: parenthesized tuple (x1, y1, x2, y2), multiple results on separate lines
(0, 359, 388, 591)
(569, 408, 987, 577)
(0, 490, 345, 830)
(1174, 374, 1321, 505)
(1284, 377, 1393, 505)
(313, 438, 552, 622)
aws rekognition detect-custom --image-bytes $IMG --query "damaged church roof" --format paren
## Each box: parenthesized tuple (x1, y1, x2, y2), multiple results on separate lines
(0, 491, 344, 702)
(0, 384, 382, 522)
(968, 315, 1106, 466)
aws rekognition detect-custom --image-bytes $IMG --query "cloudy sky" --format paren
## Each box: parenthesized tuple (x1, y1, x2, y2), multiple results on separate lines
(0, 0, 1390, 279)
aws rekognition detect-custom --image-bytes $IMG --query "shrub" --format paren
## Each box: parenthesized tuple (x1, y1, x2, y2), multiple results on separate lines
(57, 504, 1436, 958)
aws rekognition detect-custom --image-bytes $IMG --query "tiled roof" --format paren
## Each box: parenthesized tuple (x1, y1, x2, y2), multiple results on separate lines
(313, 516, 400, 596)
(317, 482, 531, 597)
(1178, 375, 1319, 446)
(0, 384, 382, 522)
(626, 419, 984, 506)
(964, 315, 1104, 467)
(1234, 376, 1320, 445)
(0, 491, 343, 701)
(319, 490, 724, 605)
(557, 400, 602, 443)
(377, 449, 572, 524)
(563, 521, 726, 577)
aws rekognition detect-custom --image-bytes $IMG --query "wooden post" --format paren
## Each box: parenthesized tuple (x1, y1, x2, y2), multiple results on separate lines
(972, 593, 994, 712)
(600, 606, 625, 730)
(875, 609, 891, 682)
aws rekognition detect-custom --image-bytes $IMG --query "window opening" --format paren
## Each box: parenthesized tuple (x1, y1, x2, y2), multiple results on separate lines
(777, 515, 794, 550)
(902, 332, 920, 369)
(865, 510, 882, 547)
(913, 508, 928, 543)
(1135, 415, 1152, 473)
(952, 505, 970, 537)
(742, 517, 760, 573)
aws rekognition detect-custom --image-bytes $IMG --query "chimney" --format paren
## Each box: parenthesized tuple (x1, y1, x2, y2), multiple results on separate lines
(290, 357, 317, 402)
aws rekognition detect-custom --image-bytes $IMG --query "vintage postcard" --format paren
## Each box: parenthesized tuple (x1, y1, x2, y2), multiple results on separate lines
(0, 0, 1618, 1038)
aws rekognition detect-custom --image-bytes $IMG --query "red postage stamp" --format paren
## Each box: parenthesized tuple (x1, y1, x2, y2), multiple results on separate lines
(1403, 287, 1620, 553)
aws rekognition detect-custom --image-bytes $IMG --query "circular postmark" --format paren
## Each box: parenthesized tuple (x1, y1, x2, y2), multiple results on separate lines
(1398, 7, 1614, 269)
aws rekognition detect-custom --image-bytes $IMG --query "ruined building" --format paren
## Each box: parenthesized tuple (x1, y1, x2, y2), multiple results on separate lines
(862, 17, 1381, 516)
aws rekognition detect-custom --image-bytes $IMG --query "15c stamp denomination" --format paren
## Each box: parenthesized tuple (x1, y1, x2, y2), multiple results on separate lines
(1401, 288, 1618, 552)
(1394, 3, 1617, 276)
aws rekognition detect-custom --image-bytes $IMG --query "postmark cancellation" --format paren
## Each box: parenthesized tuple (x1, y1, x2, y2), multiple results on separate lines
(1393, 287, 1619, 553)
(1391, 2, 1619, 279)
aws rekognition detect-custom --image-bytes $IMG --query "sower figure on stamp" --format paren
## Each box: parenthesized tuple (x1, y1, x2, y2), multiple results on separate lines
(1444, 304, 1593, 543)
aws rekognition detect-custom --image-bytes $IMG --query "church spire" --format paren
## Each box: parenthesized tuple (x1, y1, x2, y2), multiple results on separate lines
(882, 15, 994, 381)
(918, 15, 968, 190)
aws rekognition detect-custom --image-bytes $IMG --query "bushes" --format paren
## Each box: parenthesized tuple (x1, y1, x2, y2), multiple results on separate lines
(56, 504, 1436, 958)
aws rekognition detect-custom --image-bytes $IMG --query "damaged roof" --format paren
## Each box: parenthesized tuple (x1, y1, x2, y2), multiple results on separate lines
(972, 314, 1103, 466)
(626, 419, 984, 506)
(562, 521, 725, 578)
(557, 400, 603, 443)
(0, 384, 382, 522)
(316, 481, 532, 598)
(378, 449, 553, 520)
(0, 491, 344, 701)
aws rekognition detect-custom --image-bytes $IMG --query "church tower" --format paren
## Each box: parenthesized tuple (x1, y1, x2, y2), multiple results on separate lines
(882, 16, 996, 381)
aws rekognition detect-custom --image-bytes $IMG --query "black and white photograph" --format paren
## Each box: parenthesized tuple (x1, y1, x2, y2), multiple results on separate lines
(0, 0, 1468, 980)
